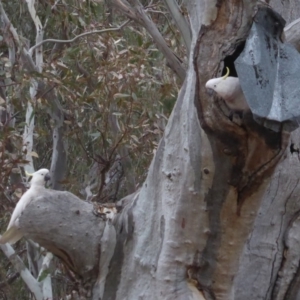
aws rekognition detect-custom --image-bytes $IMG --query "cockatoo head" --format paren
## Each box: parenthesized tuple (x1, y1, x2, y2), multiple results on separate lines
(26, 168, 51, 187)
(205, 67, 249, 111)
(205, 67, 232, 99)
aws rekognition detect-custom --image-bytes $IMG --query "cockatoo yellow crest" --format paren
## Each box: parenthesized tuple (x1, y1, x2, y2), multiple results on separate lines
(0, 168, 51, 244)
(205, 67, 249, 111)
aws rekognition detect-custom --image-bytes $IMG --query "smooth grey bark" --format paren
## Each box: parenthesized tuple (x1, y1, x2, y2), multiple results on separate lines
(35, 81, 67, 191)
(14, 1, 300, 300)
(163, 0, 192, 54)
(285, 18, 300, 52)
(46, 90, 67, 191)
(268, 0, 300, 24)
(20, 190, 106, 281)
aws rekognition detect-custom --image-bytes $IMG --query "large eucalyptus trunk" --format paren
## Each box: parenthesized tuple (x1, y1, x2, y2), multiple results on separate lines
(17, 1, 300, 299)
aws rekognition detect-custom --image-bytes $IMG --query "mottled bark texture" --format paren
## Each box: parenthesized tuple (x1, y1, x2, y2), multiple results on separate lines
(16, 1, 300, 300)
(19, 190, 105, 280)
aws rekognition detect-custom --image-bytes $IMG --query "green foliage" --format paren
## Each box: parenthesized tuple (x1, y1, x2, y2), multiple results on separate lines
(0, 0, 186, 298)
(37, 269, 50, 282)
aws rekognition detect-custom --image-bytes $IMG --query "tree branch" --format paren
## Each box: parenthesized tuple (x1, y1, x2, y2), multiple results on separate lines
(285, 17, 300, 52)
(111, 0, 139, 21)
(0, 243, 43, 299)
(112, 0, 186, 81)
(19, 190, 109, 279)
(38, 252, 53, 298)
(0, 1, 22, 46)
(25, 0, 43, 71)
(29, 20, 131, 55)
(109, 112, 136, 194)
(135, 1, 186, 80)
(163, 0, 191, 54)
(0, 1, 37, 72)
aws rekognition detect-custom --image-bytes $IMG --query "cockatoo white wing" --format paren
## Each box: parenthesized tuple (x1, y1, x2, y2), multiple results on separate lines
(7, 188, 39, 230)
(0, 188, 38, 244)
(0, 168, 50, 245)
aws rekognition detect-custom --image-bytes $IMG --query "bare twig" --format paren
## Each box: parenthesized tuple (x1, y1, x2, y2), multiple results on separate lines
(0, 82, 20, 87)
(29, 20, 131, 55)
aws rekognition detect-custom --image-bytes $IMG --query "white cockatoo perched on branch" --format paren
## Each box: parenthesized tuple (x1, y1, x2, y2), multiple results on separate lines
(205, 67, 249, 111)
(0, 168, 50, 245)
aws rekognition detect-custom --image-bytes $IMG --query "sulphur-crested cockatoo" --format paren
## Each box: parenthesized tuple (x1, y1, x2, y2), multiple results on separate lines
(0, 168, 50, 244)
(205, 67, 249, 111)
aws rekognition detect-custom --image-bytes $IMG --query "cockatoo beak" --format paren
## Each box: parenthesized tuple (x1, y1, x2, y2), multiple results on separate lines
(45, 174, 51, 182)
(206, 88, 215, 96)
(44, 174, 51, 188)
(205, 67, 230, 96)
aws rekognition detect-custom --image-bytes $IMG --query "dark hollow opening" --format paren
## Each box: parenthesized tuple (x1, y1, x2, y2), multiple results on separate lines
(222, 42, 246, 77)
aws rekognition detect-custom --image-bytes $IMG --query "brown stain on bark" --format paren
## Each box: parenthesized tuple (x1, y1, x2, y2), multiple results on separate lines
(181, 217, 186, 229)
(193, 3, 289, 214)
(192, 1, 290, 298)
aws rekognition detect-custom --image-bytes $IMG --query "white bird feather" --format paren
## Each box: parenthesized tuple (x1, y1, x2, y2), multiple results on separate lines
(205, 67, 249, 111)
(0, 168, 50, 244)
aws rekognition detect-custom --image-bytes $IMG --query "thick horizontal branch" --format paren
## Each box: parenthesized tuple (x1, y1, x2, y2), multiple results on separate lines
(19, 190, 108, 279)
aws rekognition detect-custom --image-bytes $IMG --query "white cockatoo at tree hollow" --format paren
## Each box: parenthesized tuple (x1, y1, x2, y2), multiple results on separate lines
(0, 168, 50, 244)
(205, 67, 249, 111)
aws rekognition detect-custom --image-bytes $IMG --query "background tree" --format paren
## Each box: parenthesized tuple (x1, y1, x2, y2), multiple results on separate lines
(1, 0, 300, 299)
(0, 0, 179, 298)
